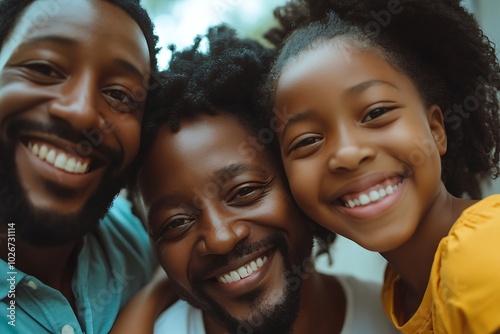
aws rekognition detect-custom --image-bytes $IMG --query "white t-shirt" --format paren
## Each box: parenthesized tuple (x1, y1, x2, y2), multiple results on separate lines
(154, 275, 398, 333)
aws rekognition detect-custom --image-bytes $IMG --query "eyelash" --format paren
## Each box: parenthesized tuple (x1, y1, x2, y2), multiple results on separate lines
(289, 136, 322, 153)
(363, 107, 393, 122)
(153, 216, 194, 243)
(103, 89, 140, 113)
(228, 182, 270, 206)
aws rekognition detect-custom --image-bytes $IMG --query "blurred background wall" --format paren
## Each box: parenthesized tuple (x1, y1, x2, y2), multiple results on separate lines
(140, 0, 500, 283)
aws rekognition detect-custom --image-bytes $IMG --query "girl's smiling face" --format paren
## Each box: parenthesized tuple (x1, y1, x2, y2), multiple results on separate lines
(274, 42, 448, 252)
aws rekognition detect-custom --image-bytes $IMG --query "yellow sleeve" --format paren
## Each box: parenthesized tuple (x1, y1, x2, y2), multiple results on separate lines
(432, 195, 500, 334)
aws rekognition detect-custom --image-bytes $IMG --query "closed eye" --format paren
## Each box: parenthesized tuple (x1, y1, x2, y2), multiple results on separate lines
(21, 61, 65, 83)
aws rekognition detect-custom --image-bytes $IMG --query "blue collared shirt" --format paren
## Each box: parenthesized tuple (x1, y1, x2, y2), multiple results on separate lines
(0, 197, 155, 334)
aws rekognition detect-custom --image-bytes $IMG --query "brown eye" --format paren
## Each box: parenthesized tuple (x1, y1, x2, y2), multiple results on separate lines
(290, 136, 321, 152)
(103, 88, 140, 113)
(25, 63, 61, 77)
(363, 107, 392, 122)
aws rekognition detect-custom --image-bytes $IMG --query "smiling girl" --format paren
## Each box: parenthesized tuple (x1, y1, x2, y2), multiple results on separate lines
(264, 0, 500, 332)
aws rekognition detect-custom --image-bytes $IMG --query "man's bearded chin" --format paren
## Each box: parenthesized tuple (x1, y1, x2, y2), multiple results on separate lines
(172, 235, 311, 334)
(0, 145, 128, 247)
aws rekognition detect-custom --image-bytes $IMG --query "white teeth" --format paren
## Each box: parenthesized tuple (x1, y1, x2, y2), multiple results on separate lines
(28, 141, 90, 174)
(238, 267, 249, 278)
(65, 158, 76, 173)
(246, 265, 253, 275)
(369, 190, 380, 201)
(54, 152, 67, 169)
(344, 183, 401, 209)
(230, 271, 240, 281)
(217, 256, 268, 284)
(46, 149, 56, 164)
(39, 145, 48, 159)
(33, 143, 40, 156)
(359, 194, 370, 205)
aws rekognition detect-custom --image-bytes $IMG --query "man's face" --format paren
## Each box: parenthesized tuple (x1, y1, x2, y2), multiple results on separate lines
(138, 114, 314, 334)
(0, 0, 150, 245)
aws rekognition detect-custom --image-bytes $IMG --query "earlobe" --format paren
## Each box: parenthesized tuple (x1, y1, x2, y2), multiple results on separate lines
(427, 105, 447, 156)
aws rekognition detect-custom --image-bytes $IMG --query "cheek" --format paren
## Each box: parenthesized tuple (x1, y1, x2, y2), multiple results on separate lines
(157, 244, 191, 289)
(284, 160, 321, 209)
(0, 83, 52, 127)
(107, 114, 141, 163)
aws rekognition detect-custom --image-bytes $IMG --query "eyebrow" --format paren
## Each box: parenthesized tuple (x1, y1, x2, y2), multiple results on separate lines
(213, 163, 268, 182)
(282, 110, 313, 141)
(22, 35, 76, 47)
(346, 80, 399, 96)
(113, 58, 147, 81)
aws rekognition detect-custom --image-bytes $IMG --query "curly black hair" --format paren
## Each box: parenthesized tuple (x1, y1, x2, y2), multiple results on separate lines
(0, 0, 160, 115)
(138, 24, 337, 257)
(264, 0, 500, 199)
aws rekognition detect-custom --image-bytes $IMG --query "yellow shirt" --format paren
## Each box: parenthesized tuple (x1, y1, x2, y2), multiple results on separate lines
(382, 195, 500, 334)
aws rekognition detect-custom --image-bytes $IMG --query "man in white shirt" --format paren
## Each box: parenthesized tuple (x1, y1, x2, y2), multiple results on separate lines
(132, 25, 398, 334)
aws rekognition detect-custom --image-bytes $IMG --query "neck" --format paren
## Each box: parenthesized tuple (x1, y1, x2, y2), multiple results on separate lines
(291, 270, 346, 333)
(0, 233, 79, 308)
(381, 183, 476, 316)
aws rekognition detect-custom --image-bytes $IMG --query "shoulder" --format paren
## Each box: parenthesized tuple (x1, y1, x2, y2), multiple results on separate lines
(431, 195, 500, 333)
(95, 196, 153, 256)
(437, 195, 500, 277)
(155, 300, 204, 334)
(336, 275, 399, 334)
(86, 196, 156, 292)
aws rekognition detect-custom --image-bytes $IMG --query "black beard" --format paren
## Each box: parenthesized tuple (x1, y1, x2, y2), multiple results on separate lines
(173, 233, 313, 334)
(0, 124, 127, 247)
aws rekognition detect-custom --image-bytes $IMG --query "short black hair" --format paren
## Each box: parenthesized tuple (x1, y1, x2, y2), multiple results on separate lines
(139, 24, 337, 256)
(265, 0, 500, 199)
(0, 0, 160, 116)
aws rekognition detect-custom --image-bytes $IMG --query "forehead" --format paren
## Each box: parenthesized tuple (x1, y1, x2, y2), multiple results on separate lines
(139, 114, 275, 191)
(156, 113, 270, 167)
(0, 0, 149, 72)
(275, 42, 418, 106)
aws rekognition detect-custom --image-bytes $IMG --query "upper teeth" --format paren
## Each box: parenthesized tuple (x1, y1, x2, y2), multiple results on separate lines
(27, 142, 90, 174)
(345, 183, 401, 208)
(217, 256, 268, 284)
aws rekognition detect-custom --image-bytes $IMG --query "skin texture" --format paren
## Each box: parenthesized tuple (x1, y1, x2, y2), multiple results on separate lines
(274, 42, 476, 315)
(0, 0, 150, 310)
(137, 113, 346, 334)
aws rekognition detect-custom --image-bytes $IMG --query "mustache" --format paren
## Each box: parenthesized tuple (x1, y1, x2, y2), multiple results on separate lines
(6, 119, 123, 167)
(193, 233, 286, 281)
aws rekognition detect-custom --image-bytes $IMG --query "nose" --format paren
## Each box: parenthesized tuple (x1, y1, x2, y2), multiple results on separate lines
(327, 126, 375, 172)
(48, 72, 102, 131)
(195, 205, 250, 257)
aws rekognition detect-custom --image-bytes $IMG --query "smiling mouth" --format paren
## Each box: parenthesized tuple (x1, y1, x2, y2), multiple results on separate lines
(25, 139, 102, 174)
(215, 255, 269, 284)
(339, 178, 403, 209)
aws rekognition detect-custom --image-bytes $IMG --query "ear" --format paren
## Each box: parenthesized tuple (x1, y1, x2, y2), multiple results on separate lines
(427, 105, 447, 156)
